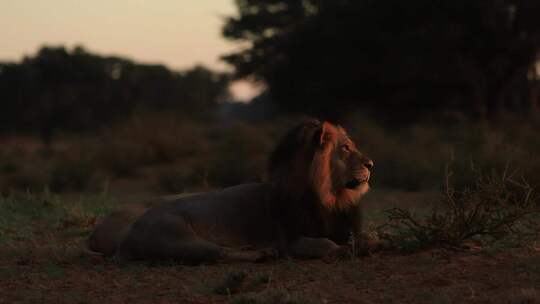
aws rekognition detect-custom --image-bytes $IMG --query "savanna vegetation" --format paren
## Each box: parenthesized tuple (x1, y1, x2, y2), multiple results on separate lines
(2, 0, 540, 303)
(2, 113, 540, 302)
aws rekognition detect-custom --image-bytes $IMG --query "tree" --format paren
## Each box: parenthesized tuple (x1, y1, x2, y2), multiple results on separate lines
(223, 0, 540, 121)
(0, 46, 230, 141)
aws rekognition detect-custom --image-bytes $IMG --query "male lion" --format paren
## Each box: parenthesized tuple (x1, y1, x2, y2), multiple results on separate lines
(88, 120, 374, 263)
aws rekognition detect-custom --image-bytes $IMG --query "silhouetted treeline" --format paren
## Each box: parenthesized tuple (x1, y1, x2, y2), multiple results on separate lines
(0, 46, 230, 142)
(223, 0, 540, 122)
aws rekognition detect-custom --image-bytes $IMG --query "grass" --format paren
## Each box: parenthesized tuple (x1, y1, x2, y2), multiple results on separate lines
(2, 113, 540, 195)
(0, 191, 119, 250)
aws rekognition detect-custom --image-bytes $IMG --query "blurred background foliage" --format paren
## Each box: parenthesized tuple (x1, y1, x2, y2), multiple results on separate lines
(223, 0, 540, 122)
(1, 0, 540, 195)
(0, 46, 230, 144)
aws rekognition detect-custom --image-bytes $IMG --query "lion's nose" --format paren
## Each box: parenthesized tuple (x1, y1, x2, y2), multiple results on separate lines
(363, 159, 374, 171)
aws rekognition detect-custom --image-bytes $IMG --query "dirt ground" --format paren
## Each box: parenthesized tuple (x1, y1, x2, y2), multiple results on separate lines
(2, 249, 540, 303)
(1, 190, 539, 304)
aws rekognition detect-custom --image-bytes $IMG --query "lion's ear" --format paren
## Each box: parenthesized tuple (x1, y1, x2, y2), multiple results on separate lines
(319, 121, 335, 146)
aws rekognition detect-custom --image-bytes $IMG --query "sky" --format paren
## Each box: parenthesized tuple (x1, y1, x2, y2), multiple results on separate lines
(0, 0, 259, 100)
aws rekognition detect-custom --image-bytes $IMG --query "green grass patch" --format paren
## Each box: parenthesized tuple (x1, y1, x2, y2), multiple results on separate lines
(0, 191, 120, 246)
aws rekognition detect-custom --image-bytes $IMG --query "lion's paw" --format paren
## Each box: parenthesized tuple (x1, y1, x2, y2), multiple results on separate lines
(323, 245, 353, 263)
(255, 248, 279, 262)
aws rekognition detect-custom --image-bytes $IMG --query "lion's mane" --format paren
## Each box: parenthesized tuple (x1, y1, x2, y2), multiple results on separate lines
(267, 119, 364, 244)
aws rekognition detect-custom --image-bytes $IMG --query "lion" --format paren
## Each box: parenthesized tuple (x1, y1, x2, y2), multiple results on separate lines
(87, 120, 374, 263)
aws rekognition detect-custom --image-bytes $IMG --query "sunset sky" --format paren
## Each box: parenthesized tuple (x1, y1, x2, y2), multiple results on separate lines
(0, 0, 258, 100)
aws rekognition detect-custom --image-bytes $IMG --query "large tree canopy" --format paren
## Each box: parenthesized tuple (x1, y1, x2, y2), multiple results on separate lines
(223, 0, 540, 121)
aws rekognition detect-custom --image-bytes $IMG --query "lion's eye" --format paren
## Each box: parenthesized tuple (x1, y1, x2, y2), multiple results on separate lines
(341, 145, 350, 153)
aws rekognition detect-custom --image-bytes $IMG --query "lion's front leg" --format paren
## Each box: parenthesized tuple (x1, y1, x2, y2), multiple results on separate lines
(220, 247, 278, 263)
(286, 237, 346, 259)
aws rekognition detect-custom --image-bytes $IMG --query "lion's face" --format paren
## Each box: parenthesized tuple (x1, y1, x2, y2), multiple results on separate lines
(311, 122, 373, 209)
(267, 119, 373, 209)
(328, 126, 373, 197)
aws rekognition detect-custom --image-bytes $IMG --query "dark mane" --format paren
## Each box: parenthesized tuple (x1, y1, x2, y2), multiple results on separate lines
(267, 119, 322, 184)
(266, 119, 365, 243)
(266, 119, 329, 240)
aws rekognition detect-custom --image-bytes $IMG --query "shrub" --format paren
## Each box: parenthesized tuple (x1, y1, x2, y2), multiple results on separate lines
(95, 137, 145, 177)
(48, 158, 100, 193)
(95, 115, 211, 177)
(48, 143, 101, 192)
(205, 122, 272, 187)
(0, 158, 18, 174)
(1, 171, 48, 194)
(377, 165, 540, 252)
(348, 114, 540, 191)
(155, 164, 209, 193)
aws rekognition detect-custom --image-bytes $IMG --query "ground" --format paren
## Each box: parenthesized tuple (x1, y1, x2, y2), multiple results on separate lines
(1, 190, 539, 304)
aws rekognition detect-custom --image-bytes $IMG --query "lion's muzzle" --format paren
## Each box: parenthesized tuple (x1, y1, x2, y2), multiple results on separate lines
(346, 161, 372, 189)
(345, 179, 362, 189)
(345, 173, 369, 189)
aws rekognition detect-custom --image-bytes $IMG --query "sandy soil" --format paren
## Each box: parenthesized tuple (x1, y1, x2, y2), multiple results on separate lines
(1, 248, 539, 304)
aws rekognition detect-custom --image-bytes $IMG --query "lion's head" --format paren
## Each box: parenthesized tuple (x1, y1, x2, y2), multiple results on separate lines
(268, 119, 373, 210)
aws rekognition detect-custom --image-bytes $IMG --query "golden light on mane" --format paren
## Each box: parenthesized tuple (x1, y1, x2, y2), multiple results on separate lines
(309, 122, 366, 210)
(268, 119, 368, 211)
(310, 122, 337, 209)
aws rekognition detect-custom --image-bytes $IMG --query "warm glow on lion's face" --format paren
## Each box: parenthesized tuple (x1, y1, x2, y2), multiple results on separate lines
(329, 127, 373, 198)
(310, 122, 373, 209)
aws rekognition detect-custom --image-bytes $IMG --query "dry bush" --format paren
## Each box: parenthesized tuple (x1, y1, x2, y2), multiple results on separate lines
(1, 170, 48, 194)
(48, 158, 101, 193)
(347, 115, 450, 190)
(0, 151, 19, 174)
(204, 122, 272, 187)
(4, 112, 540, 195)
(94, 114, 210, 177)
(155, 163, 209, 193)
(347, 114, 540, 191)
(153, 122, 273, 192)
(377, 165, 540, 252)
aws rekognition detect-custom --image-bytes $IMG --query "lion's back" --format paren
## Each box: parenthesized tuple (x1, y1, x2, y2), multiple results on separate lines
(156, 183, 277, 246)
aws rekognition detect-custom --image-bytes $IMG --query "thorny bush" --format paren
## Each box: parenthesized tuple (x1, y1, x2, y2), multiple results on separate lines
(378, 165, 540, 252)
